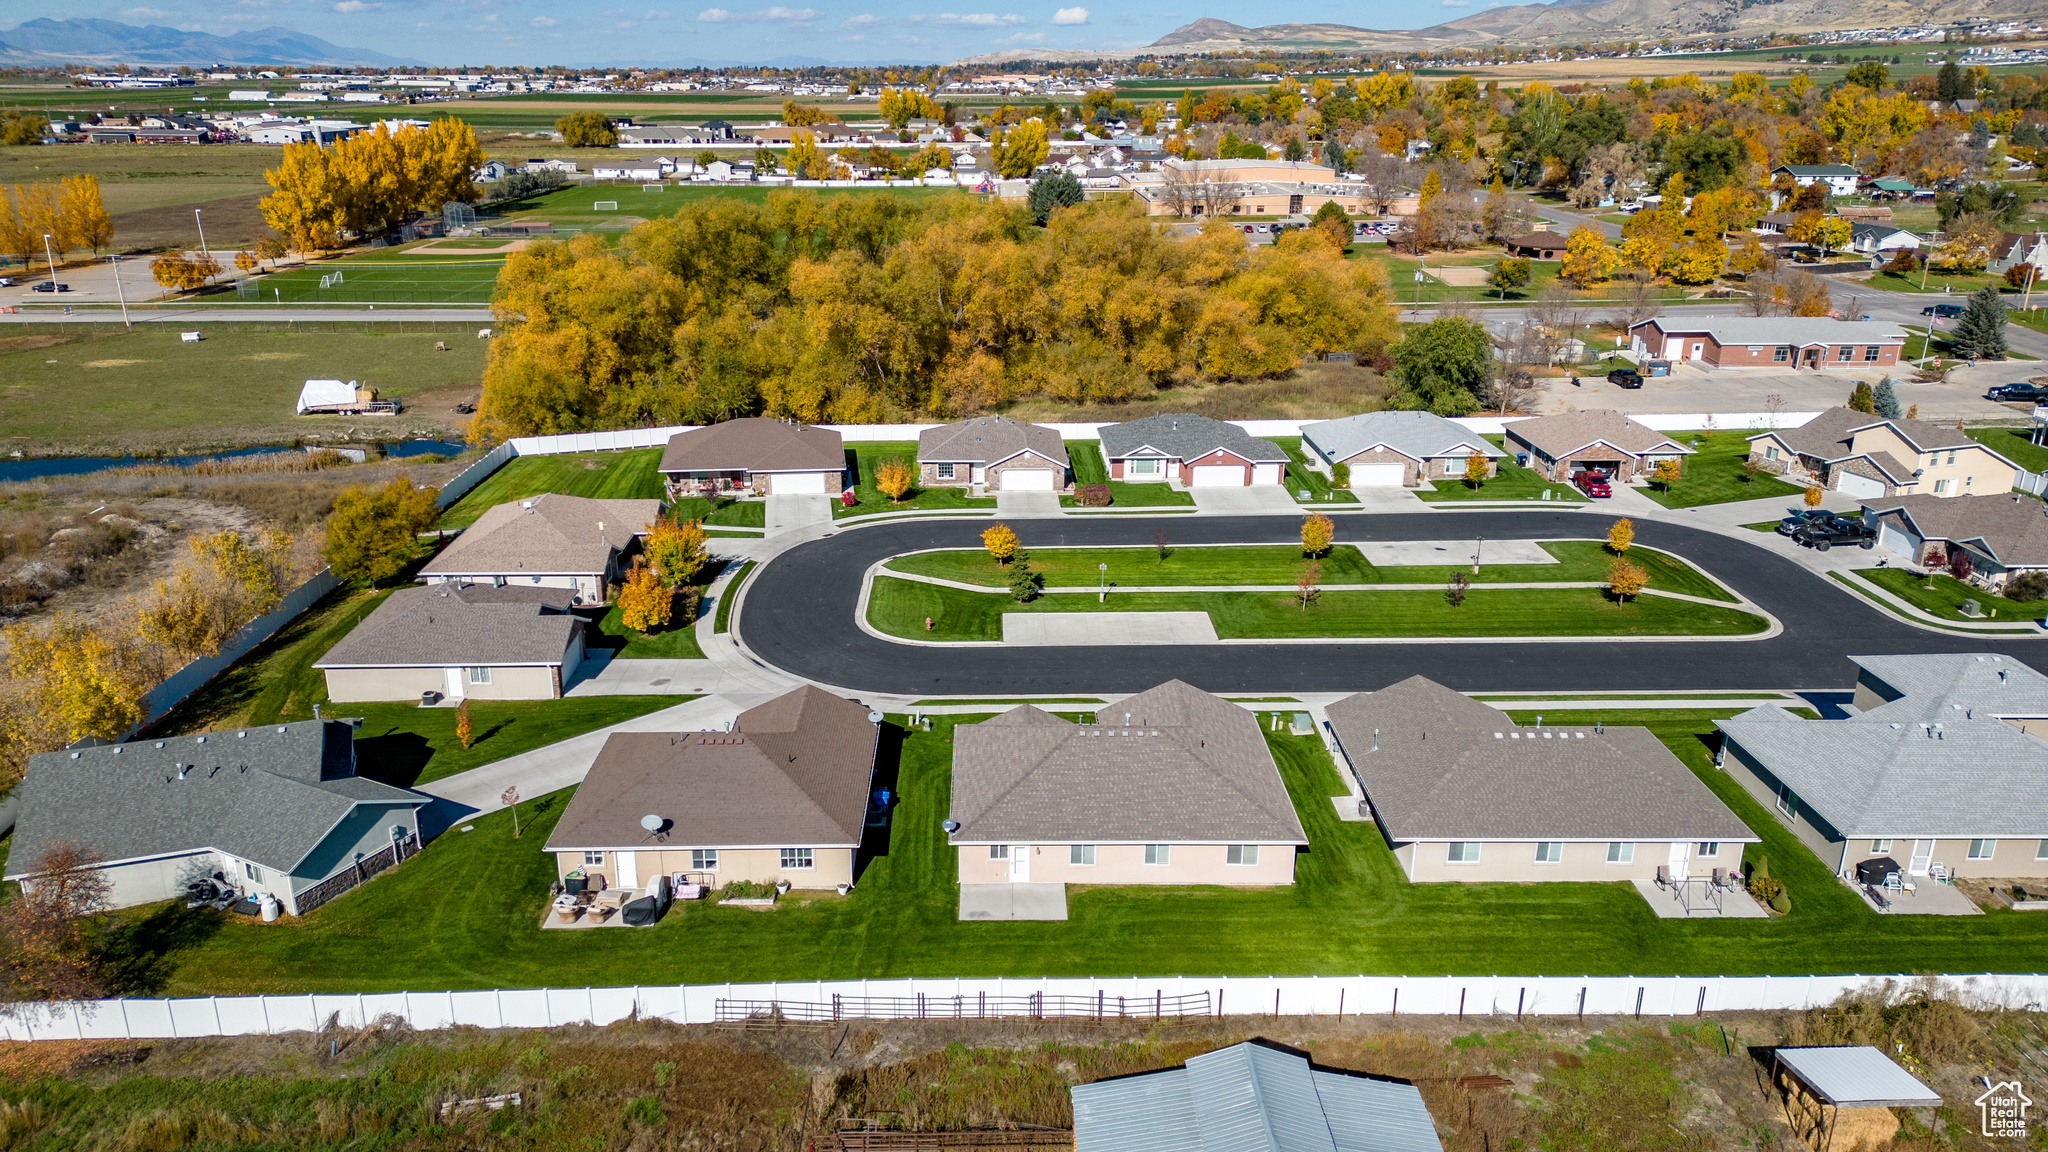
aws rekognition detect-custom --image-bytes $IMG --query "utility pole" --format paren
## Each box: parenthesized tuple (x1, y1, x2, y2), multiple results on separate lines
(41, 232, 56, 283)
(194, 207, 209, 260)
(110, 255, 129, 327)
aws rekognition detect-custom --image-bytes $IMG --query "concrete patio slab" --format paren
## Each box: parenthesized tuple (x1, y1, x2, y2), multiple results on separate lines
(565, 653, 723, 696)
(958, 883, 1069, 921)
(1358, 539, 1556, 567)
(1850, 876, 1983, 915)
(1631, 878, 1770, 919)
(1002, 611, 1218, 645)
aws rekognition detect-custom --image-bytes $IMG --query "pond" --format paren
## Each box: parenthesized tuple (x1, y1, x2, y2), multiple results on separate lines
(0, 439, 469, 483)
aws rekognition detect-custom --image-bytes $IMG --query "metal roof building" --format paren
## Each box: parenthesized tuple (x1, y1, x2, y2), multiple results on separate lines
(1772, 1046, 1942, 1108)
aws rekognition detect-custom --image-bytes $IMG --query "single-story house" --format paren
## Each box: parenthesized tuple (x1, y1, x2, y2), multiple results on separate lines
(1746, 406, 2017, 499)
(1072, 1041, 1444, 1152)
(1626, 317, 1907, 371)
(1861, 493, 2048, 592)
(1989, 231, 2048, 279)
(916, 416, 1071, 492)
(1300, 411, 1506, 488)
(1772, 164, 1861, 197)
(658, 418, 846, 497)
(1848, 222, 1921, 259)
(1499, 231, 1567, 259)
(314, 584, 585, 703)
(1502, 409, 1693, 483)
(1716, 654, 2048, 880)
(947, 681, 1308, 886)
(544, 685, 879, 891)
(1098, 414, 1288, 487)
(1327, 677, 1756, 883)
(2, 719, 427, 916)
(421, 493, 661, 605)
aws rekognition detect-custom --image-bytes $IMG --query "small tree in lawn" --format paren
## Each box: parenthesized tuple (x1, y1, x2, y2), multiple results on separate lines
(1804, 485, 1825, 509)
(1741, 457, 1764, 484)
(1950, 548, 1975, 584)
(1301, 512, 1335, 558)
(1651, 458, 1682, 492)
(643, 517, 709, 588)
(1463, 452, 1489, 489)
(0, 842, 112, 1001)
(454, 699, 474, 750)
(1607, 557, 1649, 604)
(617, 563, 673, 633)
(982, 522, 1018, 566)
(874, 457, 917, 504)
(1606, 517, 1634, 554)
(1950, 283, 2009, 361)
(1922, 543, 1947, 589)
(1445, 571, 1469, 608)
(1489, 257, 1532, 301)
(1154, 529, 1170, 564)
(1008, 552, 1041, 602)
(1296, 560, 1322, 611)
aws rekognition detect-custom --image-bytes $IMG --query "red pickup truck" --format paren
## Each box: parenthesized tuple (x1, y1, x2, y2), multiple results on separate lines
(1572, 470, 1612, 498)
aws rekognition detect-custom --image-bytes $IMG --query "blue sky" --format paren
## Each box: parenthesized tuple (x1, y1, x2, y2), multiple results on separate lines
(40, 1, 1475, 66)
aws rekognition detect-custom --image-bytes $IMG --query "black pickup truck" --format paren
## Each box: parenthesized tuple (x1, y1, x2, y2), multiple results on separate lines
(1793, 517, 1876, 550)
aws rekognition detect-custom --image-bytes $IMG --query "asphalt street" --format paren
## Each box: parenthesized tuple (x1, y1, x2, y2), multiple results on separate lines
(737, 512, 2048, 696)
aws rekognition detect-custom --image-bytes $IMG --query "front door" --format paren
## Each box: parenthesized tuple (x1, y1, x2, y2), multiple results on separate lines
(615, 850, 638, 890)
(1009, 846, 1030, 882)
(444, 668, 466, 700)
(1909, 839, 1934, 876)
(1667, 841, 1692, 882)
(1688, 342, 1705, 361)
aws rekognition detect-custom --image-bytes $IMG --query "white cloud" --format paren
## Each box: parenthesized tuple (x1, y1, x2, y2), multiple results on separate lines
(700, 4, 815, 17)
(530, 14, 556, 25)
(333, 1, 377, 12)
(120, 7, 175, 18)
(698, 7, 731, 18)
(1051, 6, 1087, 22)
(998, 30, 1044, 42)
(914, 11, 1023, 25)
(843, 11, 880, 24)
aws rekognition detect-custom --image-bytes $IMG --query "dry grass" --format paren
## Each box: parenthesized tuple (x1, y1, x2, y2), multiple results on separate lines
(999, 362, 1395, 423)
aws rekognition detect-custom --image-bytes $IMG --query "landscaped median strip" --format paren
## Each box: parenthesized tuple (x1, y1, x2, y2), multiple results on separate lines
(1827, 571, 2043, 636)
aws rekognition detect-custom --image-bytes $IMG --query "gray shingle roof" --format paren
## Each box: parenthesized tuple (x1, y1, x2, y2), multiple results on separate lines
(917, 416, 1069, 467)
(1301, 412, 1506, 467)
(3, 720, 425, 880)
(1716, 655, 2048, 837)
(544, 685, 879, 851)
(1749, 406, 1979, 459)
(659, 418, 845, 474)
(1098, 414, 1288, 465)
(947, 681, 1307, 845)
(1071, 1042, 1442, 1152)
(421, 494, 660, 579)
(1326, 677, 1755, 842)
(1644, 318, 1906, 347)
(314, 585, 582, 669)
(1861, 494, 2048, 567)
(1502, 410, 1694, 461)
(1775, 164, 1861, 177)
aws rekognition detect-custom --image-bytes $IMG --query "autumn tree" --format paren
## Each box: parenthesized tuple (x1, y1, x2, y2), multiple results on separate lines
(1301, 512, 1335, 558)
(1805, 485, 1825, 508)
(982, 522, 1019, 566)
(878, 88, 941, 128)
(323, 476, 439, 584)
(617, 563, 673, 633)
(1606, 517, 1634, 553)
(1848, 380, 1877, 414)
(454, 699, 474, 750)
(149, 250, 221, 292)
(782, 101, 830, 127)
(57, 175, 113, 256)
(642, 517, 709, 588)
(233, 249, 258, 274)
(1464, 452, 1489, 487)
(557, 110, 617, 146)
(874, 456, 917, 503)
(785, 130, 824, 179)
(1651, 459, 1682, 491)
(1560, 226, 1619, 287)
(1296, 559, 1322, 610)
(991, 119, 1050, 178)
(137, 530, 296, 663)
(1607, 557, 1649, 603)
(261, 118, 485, 251)
(0, 843, 112, 1003)
(1488, 257, 1532, 300)
(3, 615, 152, 747)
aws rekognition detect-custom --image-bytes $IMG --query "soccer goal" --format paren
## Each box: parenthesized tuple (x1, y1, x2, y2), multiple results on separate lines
(319, 271, 346, 289)
(641, 183, 663, 192)
(593, 201, 619, 211)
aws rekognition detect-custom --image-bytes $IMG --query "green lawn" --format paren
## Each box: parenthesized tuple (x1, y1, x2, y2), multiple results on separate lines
(668, 493, 767, 528)
(135, 708, 2048, 995)
(1635, 431, 1809, 509)
(867, 576, 1764, 641)
(714, 560, 754, 633)
(1271, 437, 1359, 505)
(1869, 269, 2003, 296)
(244, 253, 504, 306)
(590, 602, 707, 658)
(436, 449, 668, 528)
(836, 441, 997, 518)
(886, 541, 1734, 602)
(1966, 427, 2048, 474)
(1855, 566, 2048, 623)
(1061, 441, 1197, 508)
(1416, 439, 1585, 503)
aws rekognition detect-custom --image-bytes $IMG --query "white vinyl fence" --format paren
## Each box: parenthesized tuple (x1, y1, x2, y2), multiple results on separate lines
(5, 972, 2043, 1042)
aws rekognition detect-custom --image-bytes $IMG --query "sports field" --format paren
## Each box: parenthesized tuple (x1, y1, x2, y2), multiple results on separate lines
(248, 254, 507, 305)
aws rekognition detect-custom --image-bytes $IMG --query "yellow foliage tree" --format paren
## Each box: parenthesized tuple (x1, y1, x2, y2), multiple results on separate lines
(4, 615, 151, 746)
(1666, 239, 1727, 286)
(991, 119, 1050, 178)
(786, 130, 824, 179)
(234, 249, 258, 274)
(1651, 459, 1683, 490)
(617, 563, 674, 633)
(137, 530, 294, 663)
(1606, 516, 1635, 553)
(1560, 226, 1619, 287)
(1418, 168, 1443, 209)
(642, 517, 709, 588)
(1607, 557, 1649, 603)
(1301, 511, 1335, 557)
(260, 118, 485, 252)
(874, 456, 917, 503)
(149, 250, 222, 292)
(1805, 485, 1825, 508)
(782, 101, 830, 127)
(982, 522, 1019, 566)
(454, 699, 474, 750)
(57, 175, 112, 256)
(878, 88, 941, 128)
(556, 110, 616, 146)
(1464, 452, 1489, 487)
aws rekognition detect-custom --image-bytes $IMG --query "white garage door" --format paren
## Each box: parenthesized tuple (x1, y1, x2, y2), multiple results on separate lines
(1190, 465, 1245, 487)
(1250, 463, 1284, 486)
(770, 471, 829, 494)
(1351, 463, 1406, 487)
(1878, 522, 1920, 560)
(1835, 472, 1884, 499)
(1000, 469, 1056, 491)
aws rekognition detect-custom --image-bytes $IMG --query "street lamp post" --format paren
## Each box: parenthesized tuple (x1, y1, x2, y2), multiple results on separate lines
(1098, 562, 1108, 603)
(109, 255, 129, 327)
(41, 233, 56, 283)
(194, 208, 209, 260)
(1473, 535, 1484, 576)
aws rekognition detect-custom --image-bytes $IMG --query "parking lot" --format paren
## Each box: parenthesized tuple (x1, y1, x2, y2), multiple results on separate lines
(1527, 361, 2023, 421)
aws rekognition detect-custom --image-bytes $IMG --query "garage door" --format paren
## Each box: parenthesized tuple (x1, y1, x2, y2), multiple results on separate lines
(1000, 469, 1056, 491)
(770, 471, 828, 495)
(1877, 522, 1920, 560)
(1351, 463, 1406, 487)
(1250, 463, 1283, 486)
(1835, 472, 1884, 499)
(1190, 465, 1245, 487)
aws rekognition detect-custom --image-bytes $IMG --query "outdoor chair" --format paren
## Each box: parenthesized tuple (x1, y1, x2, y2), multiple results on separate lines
(1712, 867, 1729, 889)
(1884, 872, 1903, 893)
(1931, 863, 1951, 884)
(1655, 865, 1673, 888)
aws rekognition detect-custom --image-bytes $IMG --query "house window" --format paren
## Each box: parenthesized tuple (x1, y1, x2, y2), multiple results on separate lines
(1934, 479, 1949, 495)
(780, 848, 813, 869)
(937, 463, 955, 479)
(1871, 839, 1893, 854)
(583, 851, 605, 866)
(1777, 785, 1797, 817)
(467, 666, 492, 684)
(1836, 345, 1852, 360)
(1226, 844, 1259, 866)
(1606, 842, 1635, 864)
(1968, 839, 1997, 860)
(1128, 458, 1161, 476)
(242, 861, 263, 883)
(1447, 842, 1482, 864)
(1534, 842, 1563, 864)
(1947, 451, 1957, 466)
(2037, 839, 2048, 861)
(1697, 842, 1721, 858)
(1144, 844, 1171, 865)
(1765, 446, 1780, 461)
(1774, 346, 1791, 362)
(988, 845, 1009, 860)
(1070, 844, 1096, 865)
(1864, 345, 1881, 361)
(691, 849, 718, 870)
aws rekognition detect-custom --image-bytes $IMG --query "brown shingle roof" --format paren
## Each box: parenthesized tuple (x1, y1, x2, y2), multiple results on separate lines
(313, 585, 581, 669)
(946, 681, 1307, 845)
(1862, 493, 2048, 566)
(544, 685, 878, 851)
(1504, 409, 1693, 461)
(421, 494, 661, 580)
(1753, 406, 1977, 459)
(917, 416, 1069, 467)
(1325, 676, 1755, 842)
(659, 418, 845, 475)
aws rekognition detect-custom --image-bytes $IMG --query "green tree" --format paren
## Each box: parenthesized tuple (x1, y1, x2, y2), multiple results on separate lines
(1488, 257, 1532, 300)
(556, 110, 616, 147)
(1844, 60, 1890, 90)
(323, 476, 439, 583)
(1847, 380, 1876, 414)
(1309, 199, 1352, 253)
(1390, 316, 1490, 415)
(1950, 284, 2009, 360)
(1936, 59, 1965, 103)
(1283, 136, 1306, 161)
(1026, 170, 1085, 226)
(1873, 376, 1902, 418)
(1007, 553, 1041, 602)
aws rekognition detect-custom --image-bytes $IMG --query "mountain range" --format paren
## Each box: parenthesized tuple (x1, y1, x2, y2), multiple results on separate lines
(0, 17, 421, 67)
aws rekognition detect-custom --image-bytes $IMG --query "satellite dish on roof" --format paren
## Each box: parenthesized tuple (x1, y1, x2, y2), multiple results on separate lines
(868, 710, 884, 724)
(640, 813, 664, 832)
(942, 819, 960, 834)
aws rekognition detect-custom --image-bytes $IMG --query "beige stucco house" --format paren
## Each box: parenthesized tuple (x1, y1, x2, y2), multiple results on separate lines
(314, 584, 585, 702)
(916, 416, 1070, 493)
(544, 685, 880, 892)
(659, 417, 847, 497)
(1327, 676, 1756, 884)
(421, 493, 660, 606)
(1747, 407, 2018, 500)
(946, 681, 1307, 887)
(1503, 409, 1693, 484)
(1861, 493, 2048, 593)
(1300, 411, 1506, 488)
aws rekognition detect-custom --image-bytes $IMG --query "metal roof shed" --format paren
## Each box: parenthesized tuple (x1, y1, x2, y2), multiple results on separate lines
(1773, 1047, 1941, 1108)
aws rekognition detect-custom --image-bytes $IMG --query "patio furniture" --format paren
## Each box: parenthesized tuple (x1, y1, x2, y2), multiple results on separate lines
(1656, 865, 1673, 888)
(1854, 856, 1901, 887)
(622, 875, 671, 927)
(1884, 872, 1903, 893)
(1712, 867, 1730, 889)
(552, 895, 580, 924)
(1931, 863, 1951, 884)
(672, 872, 713, 900)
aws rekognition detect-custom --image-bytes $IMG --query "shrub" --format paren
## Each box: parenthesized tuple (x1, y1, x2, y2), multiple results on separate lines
(1076, 484, 1112, 507)
(1331, 462, 1350, 488)
(2006, 570, 2048, 601)
(1770, 889, 1792, 913)
(717, 880, 776, 899)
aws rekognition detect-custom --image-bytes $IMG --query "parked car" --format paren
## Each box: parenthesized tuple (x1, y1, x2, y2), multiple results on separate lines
(1922, 303, 1964, 318)
(1988, 382, 2048, 402)
(1607, 367, 1643, 388)
(30, 281, 68, 293)
(1241, 224, 1255, 233)
(0, 277, 13, 287)
(1572, 470, 1612, 498)
(1794, 516, 1876, 550)
(1777, 509, 1835, 536)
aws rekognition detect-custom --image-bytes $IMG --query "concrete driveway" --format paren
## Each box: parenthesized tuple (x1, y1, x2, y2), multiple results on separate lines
(1190, 486, 1301, 514)
(995, 489, 1060, 517)
(766, 494, 833, 534)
